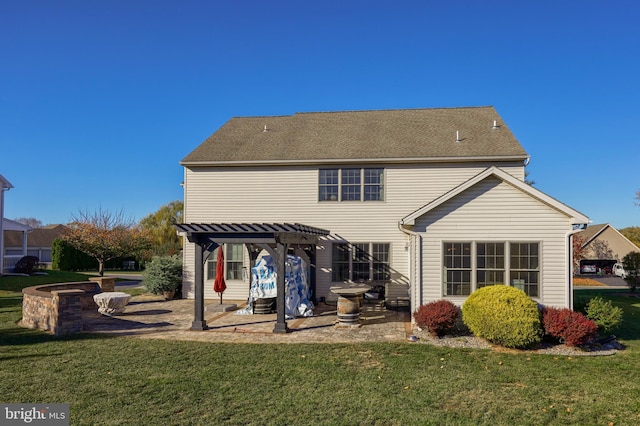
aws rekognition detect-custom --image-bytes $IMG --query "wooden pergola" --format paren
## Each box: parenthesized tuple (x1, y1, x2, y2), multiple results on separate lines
(175, 223, 330, 333)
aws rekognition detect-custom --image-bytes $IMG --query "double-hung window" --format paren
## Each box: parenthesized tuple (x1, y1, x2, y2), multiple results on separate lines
(476, 242, 505, 288)
(206, 244, 244, 281)
(510, 242, 539, 297)
(443, 241, 540, 297)
(443, 242, 471, 296)
(319, 168, 384, 201)
(332, 242, 390, 282)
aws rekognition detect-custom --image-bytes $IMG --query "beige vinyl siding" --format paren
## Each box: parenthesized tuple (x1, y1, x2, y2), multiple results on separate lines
(414, 177, 573, 308)
(182, 162, 526, 301)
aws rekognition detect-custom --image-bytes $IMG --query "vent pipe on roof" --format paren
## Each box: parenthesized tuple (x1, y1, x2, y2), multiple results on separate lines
(455, 130, 461, 143)
(492, 120, 499, 129)
(263, 125, 269, 132)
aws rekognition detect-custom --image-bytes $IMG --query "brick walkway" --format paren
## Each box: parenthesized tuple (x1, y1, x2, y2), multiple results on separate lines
(83, 294, 413, 344)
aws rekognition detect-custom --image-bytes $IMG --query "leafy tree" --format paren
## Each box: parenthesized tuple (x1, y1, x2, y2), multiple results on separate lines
(63, 208, 152, 276)
(620, 227, 640, 248)
(13, 217, 43, 228)
(622, 252, 640, 293)
(572, 235, 587, 274)
(139, 200, 183, 256)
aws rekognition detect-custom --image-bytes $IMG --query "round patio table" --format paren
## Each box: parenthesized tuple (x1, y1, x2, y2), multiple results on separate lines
(93, 292, 131, 316)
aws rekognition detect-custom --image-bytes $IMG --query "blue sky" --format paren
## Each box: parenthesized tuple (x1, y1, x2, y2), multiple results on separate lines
(1, 1, 639, 229)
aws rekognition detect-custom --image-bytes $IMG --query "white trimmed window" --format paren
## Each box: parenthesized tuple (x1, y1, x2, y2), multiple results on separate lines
(319, 168, 384, 202)
(206, 244, 244, 281)
(332, 242, 390, 282)
(443, 241, 540, 297)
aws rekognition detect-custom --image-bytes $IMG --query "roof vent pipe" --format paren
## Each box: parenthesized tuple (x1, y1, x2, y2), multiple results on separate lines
(263, 125, 268, 132)
(492, 120, 499, 129)
(456, 130, 461, 142)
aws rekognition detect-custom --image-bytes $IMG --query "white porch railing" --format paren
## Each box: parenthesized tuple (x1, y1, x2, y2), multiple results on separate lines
(3, 255, 23, 273)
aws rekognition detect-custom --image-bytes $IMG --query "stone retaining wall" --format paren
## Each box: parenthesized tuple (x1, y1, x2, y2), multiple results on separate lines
(21, 282, 102, 336)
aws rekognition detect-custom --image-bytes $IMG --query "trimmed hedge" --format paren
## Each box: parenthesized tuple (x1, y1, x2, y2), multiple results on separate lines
(413, 299, 459, 337)
(51, 238, 98, 271)
(462, 285, 541, 349)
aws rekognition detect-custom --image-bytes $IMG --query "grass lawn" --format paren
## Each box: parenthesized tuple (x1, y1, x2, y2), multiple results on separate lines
(1, 277, 640, 425)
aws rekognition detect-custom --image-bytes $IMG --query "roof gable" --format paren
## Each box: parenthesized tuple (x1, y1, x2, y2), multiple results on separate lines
(401, 166, 589, 226)
(576, 223, 640, 251)
(182, 107, 528, 166)
(0, 174, 13, 190)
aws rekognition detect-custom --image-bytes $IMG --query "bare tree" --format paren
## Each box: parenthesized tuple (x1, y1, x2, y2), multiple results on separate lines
(13, 217, 43, 228)
(63, 208, 152, 276)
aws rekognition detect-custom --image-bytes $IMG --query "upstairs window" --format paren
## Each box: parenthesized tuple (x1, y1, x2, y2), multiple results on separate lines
(319, 168, 384, 202)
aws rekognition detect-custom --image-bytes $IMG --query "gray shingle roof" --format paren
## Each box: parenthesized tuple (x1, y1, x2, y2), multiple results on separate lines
(181, 106, 528, 165)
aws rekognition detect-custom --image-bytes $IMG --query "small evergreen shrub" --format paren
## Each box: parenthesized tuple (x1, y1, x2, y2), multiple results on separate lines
(461, 285, 541, 349)
(585, 296, 623, 334)
(413, 300, 459, 337)
(542, 307, 598, 347)
(143, 255, 183, 295)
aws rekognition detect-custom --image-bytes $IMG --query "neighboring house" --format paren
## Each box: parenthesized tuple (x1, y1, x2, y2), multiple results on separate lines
(575, 223, 640, 273)
(4, 224, 68, 265)
(180, 106, 589, 314)
(0, 174, 31, 274)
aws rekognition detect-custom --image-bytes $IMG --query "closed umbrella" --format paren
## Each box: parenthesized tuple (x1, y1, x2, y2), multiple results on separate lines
(213, 247, 226, 304)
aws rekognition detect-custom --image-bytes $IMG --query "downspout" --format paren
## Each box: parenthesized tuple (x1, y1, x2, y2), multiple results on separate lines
(398, 221, 422, 313)
(566, 224, 587, 310)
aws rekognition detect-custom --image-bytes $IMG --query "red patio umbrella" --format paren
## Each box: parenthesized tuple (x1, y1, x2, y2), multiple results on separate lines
(213, 247, 226, 304)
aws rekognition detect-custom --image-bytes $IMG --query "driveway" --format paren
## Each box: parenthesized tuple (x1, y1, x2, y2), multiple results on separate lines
(584, 275, 628, 287)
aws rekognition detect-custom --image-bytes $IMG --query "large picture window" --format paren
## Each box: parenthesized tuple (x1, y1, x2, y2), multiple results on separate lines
(332, 242, 391, 282)
(319, 168, 384, 202)
(443, 241, 540, 297)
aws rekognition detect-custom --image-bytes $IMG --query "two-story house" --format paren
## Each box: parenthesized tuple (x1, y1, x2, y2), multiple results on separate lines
(180, 106, 588, 322)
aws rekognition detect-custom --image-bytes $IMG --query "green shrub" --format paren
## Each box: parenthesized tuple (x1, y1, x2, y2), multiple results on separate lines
(143, 255, 183, 295)
(585, 296, 623, 334)
(461, 285, 542, 349)
(622, 252, 640, 292)
(51, 238, 98, 271)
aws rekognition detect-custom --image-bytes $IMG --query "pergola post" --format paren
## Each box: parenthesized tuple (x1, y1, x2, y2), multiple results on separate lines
(190, 241, 208, 330)
(273, 242, 290, 334)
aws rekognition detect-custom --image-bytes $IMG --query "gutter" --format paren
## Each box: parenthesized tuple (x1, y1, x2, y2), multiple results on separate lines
(566, 224, 588, 310)
(180, 155, 530, 168)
